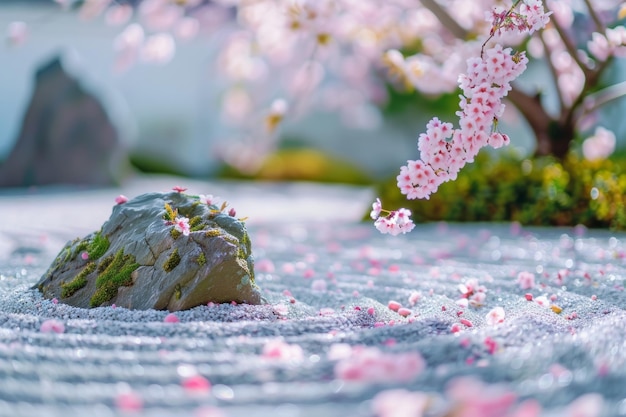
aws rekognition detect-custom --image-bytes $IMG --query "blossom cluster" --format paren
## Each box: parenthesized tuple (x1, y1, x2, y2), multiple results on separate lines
(398, 43, 528, 202)
(370, 198, 415, 236)
(374, 0, 551, 235)
(490, 0, 552, 37)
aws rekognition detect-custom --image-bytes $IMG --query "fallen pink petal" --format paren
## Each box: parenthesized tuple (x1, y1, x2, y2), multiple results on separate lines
(164, 313, 180, 323)
(182, 375, 211, 393)
(40, 319, 65, 334)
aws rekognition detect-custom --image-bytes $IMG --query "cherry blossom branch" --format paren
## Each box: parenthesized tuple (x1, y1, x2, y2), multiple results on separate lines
(579, 80, 626, 118)
(563, 57, 613, 129)
(372, 0, 552, 235)
(583, 0, 605, 32)
(537, 32, 566, 111)
(545, 4, 592, 80)
(481, 0, 523, 57)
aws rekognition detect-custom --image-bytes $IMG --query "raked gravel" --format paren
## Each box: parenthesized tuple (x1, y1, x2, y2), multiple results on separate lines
(1, 181, 626, 417)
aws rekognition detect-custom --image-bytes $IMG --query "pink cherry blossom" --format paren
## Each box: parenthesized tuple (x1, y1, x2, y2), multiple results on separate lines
(182, 375, 211, 393)
(255, 259, 275, 273)
(370, 198, 382, 220)
(40, 319, 65, 334)
(262, 338, 304, 361)
(174, 216, 190, 236)
(141, 33, 176, 64)
(397, 307, 412, 317)
(327, 343, 353, 361)
(334, 346, 425, 383)
(6, 21, 28, 46)
(460, 318, 473, 327)
(372, 389, 429, 417)
(374, 208, 415, 235)
(534, 295, 550, 307)
(311, 279, 327, 292)
(458, 278, 488, 307)
(172, 186, 187, 193)
(113, 23, 144, 72)
(582, 126, 616, 162)
(115, 390, 143, 412)
(486, 306, 505, 325)
(408, 291, 422, 306)
(446, 376, 517, 417)
(484, 336, 498, 354)
(198, 194, 215, 205)
(561, 393, 603, 417)
(388, 300, 402, 311)
(394, 33, 537, 208)
(517, 271, 536, 290)
(164, 313, 180, 323)
(105, 4, 133, 26)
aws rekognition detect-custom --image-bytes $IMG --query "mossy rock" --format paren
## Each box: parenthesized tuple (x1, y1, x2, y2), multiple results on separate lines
(35, 191, 263, 311)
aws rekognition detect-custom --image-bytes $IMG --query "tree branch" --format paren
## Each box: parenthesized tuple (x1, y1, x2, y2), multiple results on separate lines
(579, 80, 626, 118)
(538, 32, 566, 112)
(546, 4, 593, 80)
(506, 87, 554, 155)
(583, 0, 605, 32)
(419, 0, 469, 40)
(563, 57, 612, 128)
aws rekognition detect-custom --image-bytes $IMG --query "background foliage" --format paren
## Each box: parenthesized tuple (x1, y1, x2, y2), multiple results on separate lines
(375, 150, 626, 230)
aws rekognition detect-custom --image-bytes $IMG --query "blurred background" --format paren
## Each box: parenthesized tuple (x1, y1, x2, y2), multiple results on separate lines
(1, 0, 625, 228)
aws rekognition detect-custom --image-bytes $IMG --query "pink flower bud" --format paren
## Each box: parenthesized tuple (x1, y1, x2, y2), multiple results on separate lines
(115, 195, 128, 204)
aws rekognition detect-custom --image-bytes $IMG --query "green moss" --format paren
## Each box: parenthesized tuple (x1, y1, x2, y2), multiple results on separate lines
(205, 229, 222, 238)
(62, 247, 72, 263)
(61, 262, 96, 298)
(196, 252, 206, 266)
(189, 216, 206, 232)
(73, 239, 89, 258)
(241, 231, 251, 247)
(238, 231, 251, 259)
(170, 228, 182, 239)
(97, 254, 114, 273)
(163, 202, 178, 221)
(222, 234, 240, 251)
(90, 249, 139, 307)
(163, 248, 181, 272)
(174, 283, 182, 300)
(87, 231, 110, 260)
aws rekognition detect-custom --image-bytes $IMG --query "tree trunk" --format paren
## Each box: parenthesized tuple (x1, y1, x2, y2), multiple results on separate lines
(506, 88, 574, 159)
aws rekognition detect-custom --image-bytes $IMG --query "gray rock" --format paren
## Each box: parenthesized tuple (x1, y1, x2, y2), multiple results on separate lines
(35, 191, 263, 311)
(0, 54, 130, 187)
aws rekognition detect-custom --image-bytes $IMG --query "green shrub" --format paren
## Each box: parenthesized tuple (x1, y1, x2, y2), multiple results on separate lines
(374, 151, 626, 230)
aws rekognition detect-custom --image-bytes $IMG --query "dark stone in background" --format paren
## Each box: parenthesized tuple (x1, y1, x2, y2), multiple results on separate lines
(0, 54, 130, 187)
